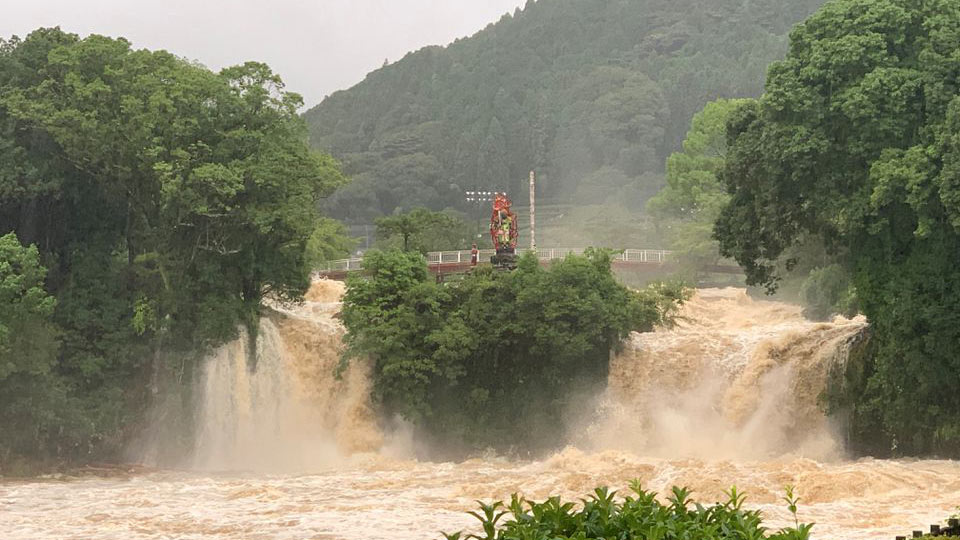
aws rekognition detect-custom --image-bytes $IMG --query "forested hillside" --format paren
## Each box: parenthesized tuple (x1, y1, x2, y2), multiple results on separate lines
(305, 0, 825, 224)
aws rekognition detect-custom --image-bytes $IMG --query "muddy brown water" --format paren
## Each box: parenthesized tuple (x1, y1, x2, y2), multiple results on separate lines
(2, 284, 957, 539)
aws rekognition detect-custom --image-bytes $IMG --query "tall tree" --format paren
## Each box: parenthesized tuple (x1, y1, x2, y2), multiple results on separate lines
(375, 208, 470, 252)
(0, 28, 348, 464)
(647, 98, 748, 267)
(714, 0, 960, 455)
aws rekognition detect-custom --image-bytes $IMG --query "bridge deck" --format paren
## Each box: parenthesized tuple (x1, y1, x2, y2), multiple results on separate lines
(315, 248, 742, 280)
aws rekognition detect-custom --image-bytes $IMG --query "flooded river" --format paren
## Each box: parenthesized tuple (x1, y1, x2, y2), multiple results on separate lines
(2, 284, 958, 539)
(3, 453, 959, 539)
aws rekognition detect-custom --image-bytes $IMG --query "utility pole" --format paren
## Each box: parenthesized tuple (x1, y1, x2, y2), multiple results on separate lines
(529, 170, 536, 251)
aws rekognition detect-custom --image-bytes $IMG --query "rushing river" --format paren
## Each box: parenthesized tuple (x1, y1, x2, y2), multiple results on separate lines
(2, 283, 959, 539)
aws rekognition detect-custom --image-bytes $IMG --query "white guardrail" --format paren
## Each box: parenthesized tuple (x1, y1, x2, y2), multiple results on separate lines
(318, 248, 672, 273)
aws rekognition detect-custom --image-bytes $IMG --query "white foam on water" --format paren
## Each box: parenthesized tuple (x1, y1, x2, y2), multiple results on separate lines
(4, 284, 958, 540)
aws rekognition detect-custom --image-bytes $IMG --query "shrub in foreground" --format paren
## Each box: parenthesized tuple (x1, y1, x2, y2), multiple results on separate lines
(445, 482, 812, 540)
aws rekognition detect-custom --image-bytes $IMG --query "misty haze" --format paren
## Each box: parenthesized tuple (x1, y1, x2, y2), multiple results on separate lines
(2, 1, 960, 539)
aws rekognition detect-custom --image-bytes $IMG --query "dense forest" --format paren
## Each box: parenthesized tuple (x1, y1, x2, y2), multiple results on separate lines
(305, 0, 825, 230)
(0, 29, 346, 469)
(713, 0, 960, 456)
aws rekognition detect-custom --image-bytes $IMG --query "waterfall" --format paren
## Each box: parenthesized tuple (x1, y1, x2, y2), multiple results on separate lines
(581, 288, 869, 460)
(141, 284, 868, 470)
(190, 281, 381, 472)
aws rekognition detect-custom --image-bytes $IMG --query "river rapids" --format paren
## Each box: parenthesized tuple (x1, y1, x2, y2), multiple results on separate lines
(2, 282, 959, 539)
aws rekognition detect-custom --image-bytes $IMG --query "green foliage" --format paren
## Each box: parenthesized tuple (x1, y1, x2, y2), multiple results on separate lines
(341, 249, 687, 453)
(306, 0, 825, 224)
(305, 217, 356, 268)
(0, 233, 57, 379)
(0, 28, 348, 466)
(649, 99, 747, 221)
(798, 264, 858, 321)
(0, 233, 71, 464)
(714, 0, 960, 455)
(375, 207, 473, 253)
(445, 483, 813, 540)
(648, 98, 749, 270)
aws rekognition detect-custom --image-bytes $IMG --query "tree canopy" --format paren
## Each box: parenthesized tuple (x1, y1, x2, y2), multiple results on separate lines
(0, 233, 57, 380)
(375, 208, 474, 253)
(341, 249, 687, 454)
(0, 233, 66, 465)
(647, 98, 748, 268)
(714, 0, 960, 455)
(0, 28, 347, 466)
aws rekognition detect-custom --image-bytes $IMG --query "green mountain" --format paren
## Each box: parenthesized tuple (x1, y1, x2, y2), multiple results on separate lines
(305, 0, 825, 224)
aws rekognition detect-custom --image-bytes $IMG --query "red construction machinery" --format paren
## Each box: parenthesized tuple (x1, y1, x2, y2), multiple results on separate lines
(489, 192, 518, 268)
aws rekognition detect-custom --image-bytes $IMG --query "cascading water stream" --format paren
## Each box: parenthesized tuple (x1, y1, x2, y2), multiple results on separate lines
(191, 285, 870, 468)
(3, 283, 959, 540)
(191, 280, 382, 472)
(582, 288, 868, 460)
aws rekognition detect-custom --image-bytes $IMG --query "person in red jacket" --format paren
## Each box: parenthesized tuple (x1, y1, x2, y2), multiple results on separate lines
(470, 243, 479, 266)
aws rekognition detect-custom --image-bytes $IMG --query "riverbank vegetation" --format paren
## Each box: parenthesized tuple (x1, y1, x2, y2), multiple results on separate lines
(646, 98, 747, 277)
(444, 483, 812, 540)
(647, 97, 859, 315)
(340, 249, 687, 454)
(0, 28, 348, 471)
(712, 0, 960, 456)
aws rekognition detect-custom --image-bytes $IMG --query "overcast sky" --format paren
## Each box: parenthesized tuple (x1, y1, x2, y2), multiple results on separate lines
(1, 0, 527, 108)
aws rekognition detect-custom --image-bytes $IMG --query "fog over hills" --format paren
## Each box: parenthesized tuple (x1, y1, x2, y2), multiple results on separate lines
(1, 0, 527, 106)
(305, 0, 825, 225)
